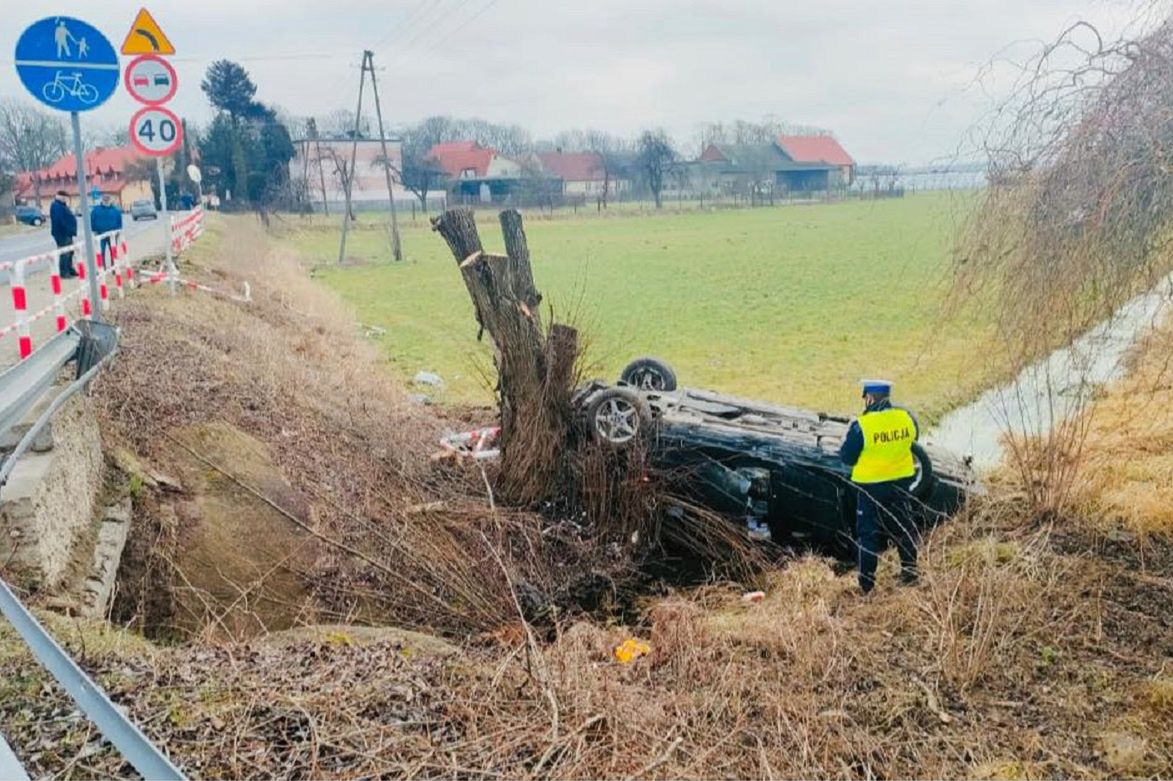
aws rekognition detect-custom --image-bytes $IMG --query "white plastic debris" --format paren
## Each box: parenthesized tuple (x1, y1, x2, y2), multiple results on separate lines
(412, 371, 445, 388)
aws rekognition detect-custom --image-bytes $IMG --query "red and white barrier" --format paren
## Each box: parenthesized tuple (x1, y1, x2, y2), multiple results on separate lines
(0, 207, 215, 362)
(139, 269, 251, 303)
(439, 427, 502, 460)
(170, 208, 205, 256)
(10, 261, 31, 359)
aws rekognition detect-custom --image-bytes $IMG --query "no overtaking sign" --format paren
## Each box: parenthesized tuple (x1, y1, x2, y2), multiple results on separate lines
(123, 54, 176, 104)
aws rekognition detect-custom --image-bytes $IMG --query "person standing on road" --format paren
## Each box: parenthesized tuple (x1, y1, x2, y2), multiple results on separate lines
(89, 193, 123, 269)
(838, 379, 921, 593)
(49, 190, 78, 279)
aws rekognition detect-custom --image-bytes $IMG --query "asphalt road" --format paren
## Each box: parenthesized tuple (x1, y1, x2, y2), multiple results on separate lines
(0, 217, 165, 275)
(0, 215, 174, 370)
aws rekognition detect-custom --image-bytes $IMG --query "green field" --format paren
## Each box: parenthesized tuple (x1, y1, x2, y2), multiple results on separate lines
(283, 194, 989, 419)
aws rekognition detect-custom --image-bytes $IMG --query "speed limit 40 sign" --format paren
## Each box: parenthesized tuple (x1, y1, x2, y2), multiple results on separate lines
(130, 104, 183, 156)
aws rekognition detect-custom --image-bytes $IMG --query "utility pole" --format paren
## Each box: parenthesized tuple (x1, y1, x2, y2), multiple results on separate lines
(307, 118, 329, 216)
(364, 50, 403, 261)
(337, 58, 367, 265)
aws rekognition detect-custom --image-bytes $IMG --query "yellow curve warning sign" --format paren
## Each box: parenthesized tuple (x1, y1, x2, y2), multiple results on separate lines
(121, 9, 175, 56)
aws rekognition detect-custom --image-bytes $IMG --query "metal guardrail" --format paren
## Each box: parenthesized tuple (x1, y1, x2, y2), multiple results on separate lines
(0, 731, 30, 781)
(0, 321, 187, 780)
(0, 575, 185, 780)
(0, 214, 209, 778)
(0, 328, 81, 442)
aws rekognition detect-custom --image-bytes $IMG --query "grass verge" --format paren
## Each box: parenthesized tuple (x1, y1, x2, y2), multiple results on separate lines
(280, 194, 990, 420)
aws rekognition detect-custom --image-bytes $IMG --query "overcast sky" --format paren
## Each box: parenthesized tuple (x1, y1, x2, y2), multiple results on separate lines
(3, 0, 1143, 165)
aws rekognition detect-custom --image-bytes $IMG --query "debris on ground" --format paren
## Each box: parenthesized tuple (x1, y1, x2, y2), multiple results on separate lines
(613, 637, 652, 664)
(411, 370, 445, 388)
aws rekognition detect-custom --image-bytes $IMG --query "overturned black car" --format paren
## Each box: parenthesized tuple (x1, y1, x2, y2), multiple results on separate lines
(574, 358, 976, 556)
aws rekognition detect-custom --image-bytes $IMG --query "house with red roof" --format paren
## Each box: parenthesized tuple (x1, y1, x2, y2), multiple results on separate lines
(424, 141, 541, 203)
(13, 146, 154, 209)
(696, 133, 856, 194)
(536, 151, 631, 199)
(428, 141, 520, 181)
(776, 134, 855, 186)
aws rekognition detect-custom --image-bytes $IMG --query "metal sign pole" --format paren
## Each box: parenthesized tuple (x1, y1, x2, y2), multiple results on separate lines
(71, 112, 102, 323)
(157, 157, 175, 295)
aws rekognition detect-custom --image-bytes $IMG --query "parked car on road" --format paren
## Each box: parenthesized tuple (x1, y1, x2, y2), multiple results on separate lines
(14, 205, 45, 226)
(574, 358, 976, 555)
(130, 199, 158, 221)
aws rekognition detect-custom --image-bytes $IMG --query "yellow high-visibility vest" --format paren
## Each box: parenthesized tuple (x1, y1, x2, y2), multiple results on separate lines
(851, 407, 917, 484)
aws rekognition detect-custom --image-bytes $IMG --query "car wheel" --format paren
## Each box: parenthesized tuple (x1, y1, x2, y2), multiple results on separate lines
(32, 217, 43, 226)
(619, 356, 678, 391)
(909, 443, 935, 499)
(586, 388, 650, 447)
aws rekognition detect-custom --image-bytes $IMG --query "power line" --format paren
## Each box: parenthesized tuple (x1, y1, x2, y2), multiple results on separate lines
(370, 0, 434, 51)
(388, 0, 475, 55)
(171, 52, 349, 64)
(427, 0, 501, 48)
(380, 0, 502, 73)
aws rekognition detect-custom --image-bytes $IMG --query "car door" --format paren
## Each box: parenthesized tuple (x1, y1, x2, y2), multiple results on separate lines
(769, 463, 855, 556)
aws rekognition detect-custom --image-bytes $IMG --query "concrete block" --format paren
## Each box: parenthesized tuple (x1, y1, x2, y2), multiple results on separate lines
(80, 499, 133, 618)
(0, 393, 57, 454)
(103, 498, 132, 526)
(0, 392, 103, 590)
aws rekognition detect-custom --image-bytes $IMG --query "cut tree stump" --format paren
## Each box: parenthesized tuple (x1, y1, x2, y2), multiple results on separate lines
(432, 208, 577, 504)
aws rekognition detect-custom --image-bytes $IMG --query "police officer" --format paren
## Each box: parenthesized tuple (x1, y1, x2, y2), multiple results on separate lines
(838, 380, 920, 593)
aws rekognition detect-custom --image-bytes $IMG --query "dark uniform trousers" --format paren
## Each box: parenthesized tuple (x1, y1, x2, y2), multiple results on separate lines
(855, 477, 917, 593)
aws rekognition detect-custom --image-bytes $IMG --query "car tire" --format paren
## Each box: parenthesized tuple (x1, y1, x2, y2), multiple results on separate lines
(32, 217, 43, 226)
(619, 356, 678, 391)
(909, 443, 935, 500)
(585, 388, 651, 447)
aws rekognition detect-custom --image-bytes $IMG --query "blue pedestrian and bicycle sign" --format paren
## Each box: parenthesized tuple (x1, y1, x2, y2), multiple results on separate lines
(14, 16, 119, 112)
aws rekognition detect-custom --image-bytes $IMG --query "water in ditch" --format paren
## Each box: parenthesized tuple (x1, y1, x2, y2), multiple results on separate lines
(923, 272, 1173, 470)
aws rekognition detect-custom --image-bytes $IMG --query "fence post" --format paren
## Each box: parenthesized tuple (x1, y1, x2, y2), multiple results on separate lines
(95, 244, 109, 312)
(76, 251, 92, 318)
(12, 259, 31, 360)
(110, 230, 124, 299)
(120, 232, 134, 287)
(50, 262, 67, 333)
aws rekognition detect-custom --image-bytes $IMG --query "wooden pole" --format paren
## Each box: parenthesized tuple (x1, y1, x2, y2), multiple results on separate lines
(337, 57, 367, 264)
(365, 50, 403, 262)
(308, 118, 329, 216)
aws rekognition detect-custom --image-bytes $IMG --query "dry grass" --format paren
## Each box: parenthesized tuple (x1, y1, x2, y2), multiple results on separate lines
(1071, 324, 1173, 536)
(97, 214, 737, 642)
(3, 498, 1170, 779)
(98, 214, 540, 638)
(1, 214, 1169, 779)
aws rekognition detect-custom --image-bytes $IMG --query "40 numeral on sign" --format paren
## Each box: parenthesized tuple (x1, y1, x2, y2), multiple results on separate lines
(129, 105, 182, 156)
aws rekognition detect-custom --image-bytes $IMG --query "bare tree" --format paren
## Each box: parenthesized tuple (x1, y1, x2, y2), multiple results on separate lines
(0, 99, 68, 208)
(321, 108, 371, 139)
(583, 130, 630, 207)
(698, 118, 831, 154)
(955, 14, 1173, 513)
(386, 119, 455, 212)
(636, 129, 678, 208)
(319, 146, 356, 220)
